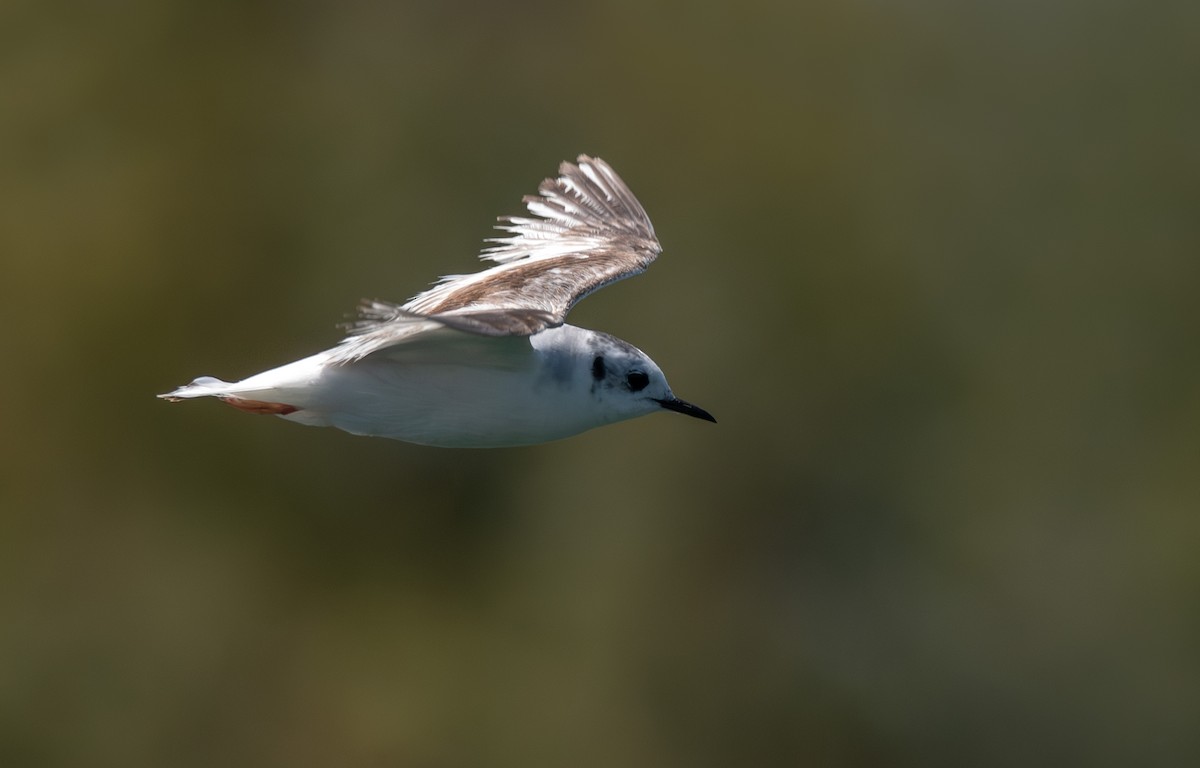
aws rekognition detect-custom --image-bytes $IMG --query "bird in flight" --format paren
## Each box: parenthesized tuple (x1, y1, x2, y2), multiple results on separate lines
(159, 155, 715, 447)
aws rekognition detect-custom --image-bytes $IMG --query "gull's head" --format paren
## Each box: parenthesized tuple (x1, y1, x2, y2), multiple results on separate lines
(557, 328, 716, 427)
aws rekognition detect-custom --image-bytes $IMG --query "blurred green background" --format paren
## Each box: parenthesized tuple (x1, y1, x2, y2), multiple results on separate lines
(3, 1, 1199, 766)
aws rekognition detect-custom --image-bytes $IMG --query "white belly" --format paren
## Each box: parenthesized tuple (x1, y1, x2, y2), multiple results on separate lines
(288, 355, 595, 448)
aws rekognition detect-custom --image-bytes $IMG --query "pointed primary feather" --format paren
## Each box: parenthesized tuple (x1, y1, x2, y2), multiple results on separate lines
(330, 155, 661, 362)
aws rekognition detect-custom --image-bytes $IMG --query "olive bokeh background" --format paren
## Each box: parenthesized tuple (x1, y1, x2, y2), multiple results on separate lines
(3, 2, 1198, 766)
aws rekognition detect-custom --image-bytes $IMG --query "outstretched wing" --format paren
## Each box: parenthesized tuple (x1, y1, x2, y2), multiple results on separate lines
(331, 155, 662, 362)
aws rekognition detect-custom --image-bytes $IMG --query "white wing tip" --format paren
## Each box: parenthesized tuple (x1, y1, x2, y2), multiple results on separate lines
(481, 154, 654, 265)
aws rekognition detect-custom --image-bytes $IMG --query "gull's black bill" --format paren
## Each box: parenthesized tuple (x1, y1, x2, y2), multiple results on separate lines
(655, 398, 717, 423)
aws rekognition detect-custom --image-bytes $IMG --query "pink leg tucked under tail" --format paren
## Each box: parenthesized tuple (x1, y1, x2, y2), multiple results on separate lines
(219, 396, 299, 415)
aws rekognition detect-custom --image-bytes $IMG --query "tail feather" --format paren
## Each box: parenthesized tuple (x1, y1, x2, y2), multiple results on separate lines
(157, 376, 232, 401)
(158, 354, 327, 423)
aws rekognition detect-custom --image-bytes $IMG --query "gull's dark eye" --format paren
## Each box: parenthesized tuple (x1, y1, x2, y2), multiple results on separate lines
(592, 356, 606, 380)
(626, 371, 649, 392)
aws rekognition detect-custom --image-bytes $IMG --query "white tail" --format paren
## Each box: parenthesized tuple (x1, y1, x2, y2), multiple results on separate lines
(157, 376, 232, 401)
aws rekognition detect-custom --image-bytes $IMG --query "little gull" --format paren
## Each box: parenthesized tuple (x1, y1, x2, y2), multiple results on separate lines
(159, 155, 715, 447)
